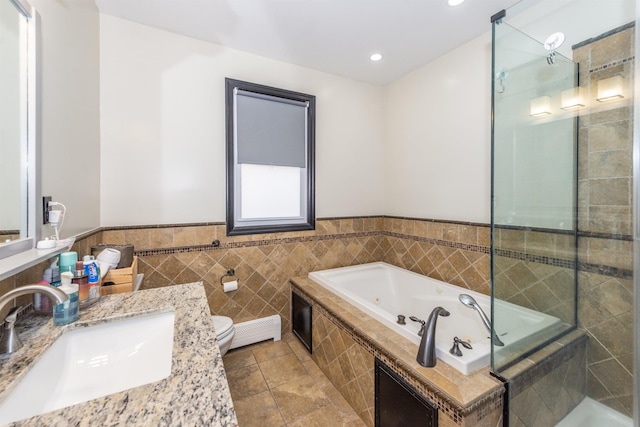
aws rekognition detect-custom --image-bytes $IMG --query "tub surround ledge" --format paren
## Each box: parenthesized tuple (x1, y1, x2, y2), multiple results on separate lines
(291, 276, 505, 426)
(0, 282, 238, 426)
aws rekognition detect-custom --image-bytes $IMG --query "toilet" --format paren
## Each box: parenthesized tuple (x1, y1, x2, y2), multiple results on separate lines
(212, 315, 235, 356)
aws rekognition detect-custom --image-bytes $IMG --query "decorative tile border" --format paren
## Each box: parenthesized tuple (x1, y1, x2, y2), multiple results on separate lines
(385, 231, 490, 254)
(588, 55, 635, 73)
(134, 231, 380, 256)
(494, 248, 575, 269)
(95, 215, 632, 281)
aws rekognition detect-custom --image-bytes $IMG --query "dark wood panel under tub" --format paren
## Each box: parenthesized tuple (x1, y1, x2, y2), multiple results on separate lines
(376, 358, 437, 427)
(291, 290, 312, 353)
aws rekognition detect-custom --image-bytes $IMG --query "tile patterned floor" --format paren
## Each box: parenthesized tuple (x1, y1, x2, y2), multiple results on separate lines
(223, 334, 367, 427)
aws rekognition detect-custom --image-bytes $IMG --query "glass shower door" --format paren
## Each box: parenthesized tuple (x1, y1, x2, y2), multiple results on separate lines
(491, 20, 578, 372)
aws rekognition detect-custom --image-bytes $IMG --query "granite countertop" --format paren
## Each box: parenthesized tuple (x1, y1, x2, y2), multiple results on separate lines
(0, 282, 238, 426)
(290, 276, 504, 412)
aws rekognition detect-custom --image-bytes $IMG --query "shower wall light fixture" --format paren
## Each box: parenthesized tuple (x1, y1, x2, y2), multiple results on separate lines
(596, 75, 624, 102)
(530, 96, 552, 117)
(561, 87, 585, 110)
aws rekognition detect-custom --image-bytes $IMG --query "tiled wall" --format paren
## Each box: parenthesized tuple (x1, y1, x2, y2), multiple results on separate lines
(503, 331, 587, 426)
(0, 217, 490, 331)
(493, 227, 576, 325)
(0, 232, 20, 243)
(312, 308, 375, 425)
(573, 23, 635, 416)
(99, 217, 491, 333)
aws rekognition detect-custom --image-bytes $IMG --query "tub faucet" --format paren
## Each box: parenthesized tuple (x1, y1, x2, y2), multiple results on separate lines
(0, 284, 69, 355)
(409, 316, 425, 336)
(416, 307, 450, 367)
(458, 294, 504, 347)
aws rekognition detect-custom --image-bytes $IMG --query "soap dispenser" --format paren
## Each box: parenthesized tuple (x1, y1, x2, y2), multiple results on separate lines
(53, 272, 79, 326)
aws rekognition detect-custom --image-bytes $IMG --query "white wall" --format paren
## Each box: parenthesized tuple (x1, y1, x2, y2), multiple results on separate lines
(99, 15, 386, 226)
(384, 33, 493, 224)
(31, 0, 101, 238)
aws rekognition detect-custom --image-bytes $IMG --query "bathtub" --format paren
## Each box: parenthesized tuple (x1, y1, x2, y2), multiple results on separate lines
(308, 262, 562, 374)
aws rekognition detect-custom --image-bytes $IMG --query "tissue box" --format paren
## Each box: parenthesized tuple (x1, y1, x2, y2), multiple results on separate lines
(101, 256, 138, 295)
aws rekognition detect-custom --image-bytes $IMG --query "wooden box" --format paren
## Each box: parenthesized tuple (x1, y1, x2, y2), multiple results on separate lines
(101, 256, 138, 296)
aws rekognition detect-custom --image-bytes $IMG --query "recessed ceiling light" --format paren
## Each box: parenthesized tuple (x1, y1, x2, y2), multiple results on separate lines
(448, 0, 464, 6)
(370, 53, 383, 62)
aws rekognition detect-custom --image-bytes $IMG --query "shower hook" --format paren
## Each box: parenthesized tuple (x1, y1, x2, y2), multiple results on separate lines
(544, 32, 565, 65)
(495, 68, 508, 93)
(547, 50, 556, 65)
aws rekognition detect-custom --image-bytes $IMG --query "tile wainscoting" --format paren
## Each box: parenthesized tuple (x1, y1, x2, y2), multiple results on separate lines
(100, 217, 492, 333)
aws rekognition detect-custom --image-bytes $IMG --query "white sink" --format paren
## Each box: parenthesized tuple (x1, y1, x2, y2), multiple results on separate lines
(0, 310, 175, 425)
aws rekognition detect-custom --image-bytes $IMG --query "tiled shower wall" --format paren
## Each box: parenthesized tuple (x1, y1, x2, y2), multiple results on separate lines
(573, 23, 635, 416)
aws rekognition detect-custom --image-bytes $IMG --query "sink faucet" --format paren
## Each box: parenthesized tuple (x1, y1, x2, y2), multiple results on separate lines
(0, 284, 69, 355)
(416, 306, 450, 367)
(458, 294, 504, 347)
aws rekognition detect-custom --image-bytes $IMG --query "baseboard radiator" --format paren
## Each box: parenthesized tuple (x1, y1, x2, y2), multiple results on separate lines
(229, 314, 282, 350)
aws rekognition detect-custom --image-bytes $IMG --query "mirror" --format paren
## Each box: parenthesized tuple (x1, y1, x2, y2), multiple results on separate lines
(0, 0, 37, 260)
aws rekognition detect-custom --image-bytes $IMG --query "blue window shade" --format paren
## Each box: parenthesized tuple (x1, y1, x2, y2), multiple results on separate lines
(235, 89, 307, 168)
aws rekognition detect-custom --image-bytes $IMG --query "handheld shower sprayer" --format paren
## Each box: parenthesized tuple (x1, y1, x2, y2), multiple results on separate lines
(458, 294, 504, 347)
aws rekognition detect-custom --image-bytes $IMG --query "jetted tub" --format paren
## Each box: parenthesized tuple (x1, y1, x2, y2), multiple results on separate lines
(308, 262, 562, 374)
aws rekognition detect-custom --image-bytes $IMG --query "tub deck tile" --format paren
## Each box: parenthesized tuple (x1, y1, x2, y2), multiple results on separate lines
(290, 276, 505, 422)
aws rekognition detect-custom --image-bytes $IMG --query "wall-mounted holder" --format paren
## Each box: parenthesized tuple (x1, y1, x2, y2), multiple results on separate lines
(220, 268, 238, 292)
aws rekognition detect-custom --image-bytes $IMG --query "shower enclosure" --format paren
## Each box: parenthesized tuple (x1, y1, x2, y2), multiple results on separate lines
(491, 16, 578, 372)
(491, 2, 636, 426)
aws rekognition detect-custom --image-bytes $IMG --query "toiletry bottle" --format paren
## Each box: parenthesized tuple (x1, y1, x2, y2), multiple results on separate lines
(73, 261, 90, 304)
(53, 272, 79, 326)
(59, 251, 78, 275)
(83, 255, 101, 303)
(33, 280, 52, 314)
(34, 260, 62, 315)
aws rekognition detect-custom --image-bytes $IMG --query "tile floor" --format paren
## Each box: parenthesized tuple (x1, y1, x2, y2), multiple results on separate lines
(223, 334, 367, 427)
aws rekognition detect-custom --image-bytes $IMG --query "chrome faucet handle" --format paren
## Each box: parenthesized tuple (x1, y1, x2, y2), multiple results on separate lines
(1, 306, 24, 354)
(409, 316, 426, 336)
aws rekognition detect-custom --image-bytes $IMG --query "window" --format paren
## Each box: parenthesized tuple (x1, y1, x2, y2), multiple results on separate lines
(225, 78, 315, 236)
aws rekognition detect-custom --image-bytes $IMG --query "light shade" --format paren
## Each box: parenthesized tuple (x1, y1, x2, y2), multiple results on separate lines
(530, 96, 551, 117)
(448, 0, 464, 5)
(596, 75, 624, 102)
(561, 87, 585, 110)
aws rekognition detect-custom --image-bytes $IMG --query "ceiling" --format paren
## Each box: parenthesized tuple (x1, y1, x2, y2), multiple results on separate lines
(94, 0, 540, 86)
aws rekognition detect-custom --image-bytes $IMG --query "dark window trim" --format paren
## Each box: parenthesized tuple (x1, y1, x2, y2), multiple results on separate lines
(225, 78, 315, 236)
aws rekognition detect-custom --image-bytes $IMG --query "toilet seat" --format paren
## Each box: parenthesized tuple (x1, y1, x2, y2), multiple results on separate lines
(212, 315, 234, 339)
